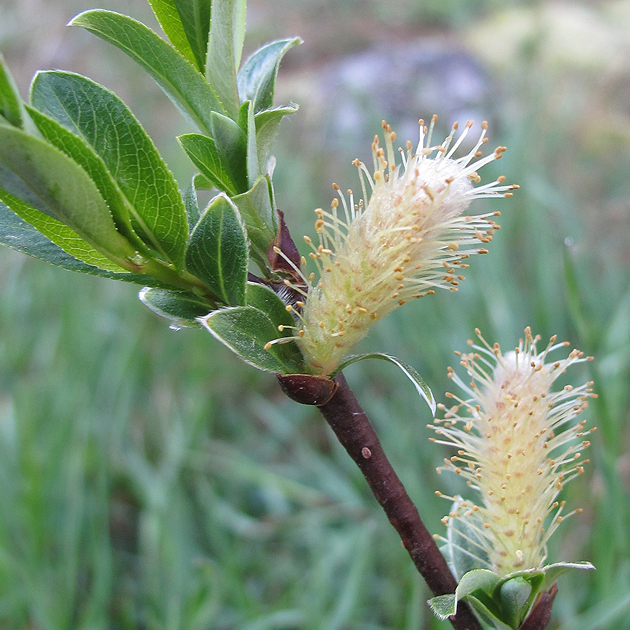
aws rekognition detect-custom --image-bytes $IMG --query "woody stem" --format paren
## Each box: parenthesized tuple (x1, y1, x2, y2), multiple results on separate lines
(280, 372, 483, 630)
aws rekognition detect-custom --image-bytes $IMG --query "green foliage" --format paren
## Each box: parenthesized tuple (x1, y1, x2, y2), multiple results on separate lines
(206, 0, 247, 119)
(0, 200, 159, 284)
(185, 193, 248, 306)
(237, 38, 301, 113)
(0, 125, 139, 267)
(139, 286, 213, 326)
(1, 0, 628, 628)
(30, 70, 189, 266)
(0, 0, 305, 373)
(429, 563, 594, 629)
(147, 0, 211, 72)
(70, 9, 225, 131)
(0, 55, 25, 128)
(179, 132, 240, 195)
(200, 304, 304, 374)
(232, 176, 276, 269)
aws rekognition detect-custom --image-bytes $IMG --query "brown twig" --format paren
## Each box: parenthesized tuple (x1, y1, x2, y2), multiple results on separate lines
(279, 372, 483, 630)
(519, 584, 558, 630)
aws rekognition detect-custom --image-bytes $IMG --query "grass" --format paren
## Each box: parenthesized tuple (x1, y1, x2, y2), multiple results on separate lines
(1, 0, 630, 628)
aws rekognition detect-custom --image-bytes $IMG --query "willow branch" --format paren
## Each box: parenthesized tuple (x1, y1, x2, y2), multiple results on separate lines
(279, 372, 482, 630)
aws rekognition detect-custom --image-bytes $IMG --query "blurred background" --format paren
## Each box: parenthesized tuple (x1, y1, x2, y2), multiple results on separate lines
(1, 0, 629, 628)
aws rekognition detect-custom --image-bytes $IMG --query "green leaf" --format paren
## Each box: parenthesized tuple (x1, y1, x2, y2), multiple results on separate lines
(193, 172, 215, 190)
(255, 104, 298, 173)
(0, 188, 129, 272)
(539, 561, 595, 592)
(210, 111, 248, 193)
(430, 568, 512, 630)
(146, 0, 202, 71)
(0, 54, 25, 128)
(499, 578, 532, 629)
(0, 199, 163, 284)
(244, 101, 260, 188)
(139, 286, 213, 326)
(199, 305, 302, 373)
(0, 125, 137, 266)
(206, 0, 247, 119)
(178, 133, 237, 196)
(184, 177, 201, 231)
(244, 282, 305, 375)
(464, 595, 513, 630)
(185, 193, 248, 306)
(69, 9, 224, 132)
(246, 281, 295, 331)
(233, 176, 276, 270)
(441, 498, 491, 580)
(455, 569, 501, 603)
(25, 105, 149, 255)
(237, 38, 301, 113)
(331, 352, 436, 415)
(174, 0, 213, 71)
(428, 594, 456, 621)
(31, 70, 188, 266)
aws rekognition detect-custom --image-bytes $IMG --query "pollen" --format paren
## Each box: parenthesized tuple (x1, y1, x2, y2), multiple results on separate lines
(290, 117, 516, 374)
(432, 327, 595, 576)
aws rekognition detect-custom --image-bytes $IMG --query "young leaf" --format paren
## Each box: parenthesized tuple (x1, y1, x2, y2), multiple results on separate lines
(455, 569, 501, 603)
(428, 594, 456, 621)
(0, 54, 25, 128)
(0, 125, 137, 266)
(206, 0, 247, 120)
(199, 305, 302, 373)
(463, 595, 513, 630)
(185, 193, 248, 306)
(0, 188, 131, 272)
(246, 282, 296, 331)
(69, 9, 224, 132)
(441, 498, 491, 580)
(31, 71, 188, 266)
(184, 177, 201, 231)
(255, 104, 298, 173)
(210, 111, 248, 193)
(244, 101, 260, 189)
(174, 0, 213, 71)
(26, 105, 150, 255)
(499, 577, 532, 629)
(146, 0, 201, 70)
(237, 38, 302, 113)
(178, 133, 237, 196)
(139, 286, 213, 326)
(193, 173, 215, 191)
(331, 352, 436, 415)
(232, 175, 276, 269)
(538, 561, 595, 592)
(0, 200, 163, 284)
